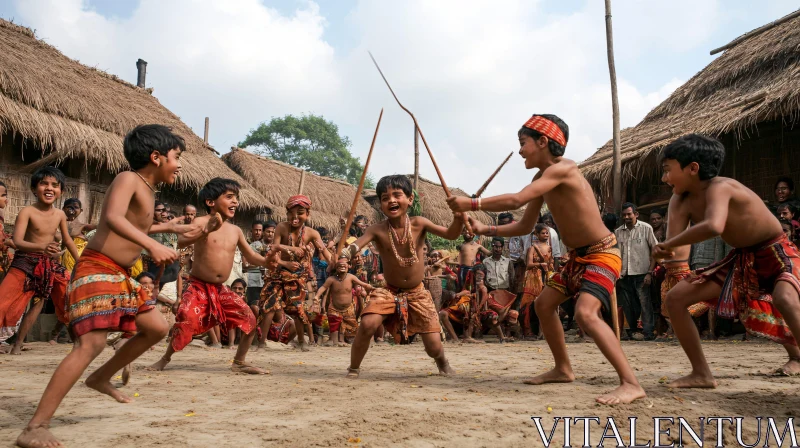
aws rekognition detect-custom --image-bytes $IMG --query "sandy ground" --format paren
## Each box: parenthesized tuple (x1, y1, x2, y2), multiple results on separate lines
(2, 337, 800, 447)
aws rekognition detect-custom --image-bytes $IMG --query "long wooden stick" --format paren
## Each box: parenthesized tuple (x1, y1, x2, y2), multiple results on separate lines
(475, 152, 513, 198)
(336, 108, 384, 259)
(611, 288, 620, 340)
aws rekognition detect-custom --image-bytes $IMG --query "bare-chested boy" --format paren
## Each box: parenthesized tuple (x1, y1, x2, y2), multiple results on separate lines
(315, 255, 374, 346)
(345, 175, 463, 378)
(448, 114, 644, 405)
(15, 124, 210, 447)
(260, 195, 331, 351)
(456, 230, 490, 290)
(149, 178, 268, 374)
(0, 167, 78, 356)
(655, 134, 800, 387)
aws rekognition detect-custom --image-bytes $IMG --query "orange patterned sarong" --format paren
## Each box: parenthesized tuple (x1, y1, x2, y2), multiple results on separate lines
(661, 263, 709, 319)
(362, 283, 441, 344)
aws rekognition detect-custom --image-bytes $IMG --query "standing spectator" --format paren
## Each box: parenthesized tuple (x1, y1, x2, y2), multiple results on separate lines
(483, 237, 515, 292)
(539, 213, 564, 267)
(244, 221, 268, 313)
(772, 177, 799, 217)
(649, 208, 667, 243)
(614, 202, 658, 340)
(498, 212, 530, 302)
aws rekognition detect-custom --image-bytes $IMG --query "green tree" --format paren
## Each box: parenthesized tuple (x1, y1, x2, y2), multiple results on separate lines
(239, 114, 374, 188)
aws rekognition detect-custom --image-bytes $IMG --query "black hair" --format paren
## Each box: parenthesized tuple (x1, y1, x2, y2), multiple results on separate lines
(252, 220, 266, 229)
(64, 198, 82, 208)
(183, 204, 197, 212)
(264, 220, 277, 229)
(155, 200, 166, 209)
(658, 134, 725, 181)
(602, 213, 618, 232)
(775, 176, 795, 193)
(136, 272, 156, 283)
(491, 236, 505, 246)
(317, 227, 328, 236)
(354, 215, 366, 224)
(650, 207, 665, 218)
(376, 175, 413, 198)
(0, 180, 6, 188)
(498, 212, 514, 223)
(518, 114, 569, 157)
(123, 124, 186, 171)
(198, 178, 241, 212)
(424, 239, 432, 253)
(621, 202, 637, 213)
(534, 223, 548, 233)
(31, 166, 66, 190)
(230, 278, 247, 289)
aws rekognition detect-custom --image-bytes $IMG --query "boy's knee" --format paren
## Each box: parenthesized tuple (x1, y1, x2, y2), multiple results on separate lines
(148, 319, 169, 339)
(574, 307, 599, 328)
(534, 299, 554, 315)
(359, 316, 381, 334)
(772, 288, 798, 310)
(438, 310, 448, 320)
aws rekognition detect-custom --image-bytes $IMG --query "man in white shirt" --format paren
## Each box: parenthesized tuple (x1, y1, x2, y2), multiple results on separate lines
(483, 237, 515, 292)
(498, 213, 529, 298)
(614, 203, 658, 340)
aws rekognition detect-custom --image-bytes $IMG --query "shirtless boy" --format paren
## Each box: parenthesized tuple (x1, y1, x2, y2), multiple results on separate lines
(0, 167, 78, 355)
(149, 178, 268, 374)
(315, 255, 374, 346)
(16, 124, 206, 447)
(656, 134, 800, 387)
(448, 114, 644, 405)
(345, 175, 463, 378)
(260, 195, 331, 351)
(456, 230, 490, 290)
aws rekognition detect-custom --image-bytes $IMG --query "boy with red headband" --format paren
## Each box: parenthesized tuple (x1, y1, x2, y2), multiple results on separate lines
(447, 114, 645, 405)
(261, 194, 331, 351)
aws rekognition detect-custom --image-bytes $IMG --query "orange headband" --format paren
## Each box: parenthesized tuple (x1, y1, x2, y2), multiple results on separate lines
(522, 116, 567, 147)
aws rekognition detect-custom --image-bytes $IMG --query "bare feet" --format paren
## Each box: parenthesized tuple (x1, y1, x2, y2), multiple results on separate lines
(346, 367, 360, 379)
(231, 361, 268, 375)
(10, 344, 30, 355)
(436, 358, 455, 376)
(48, 339, 58, 346)
(523, 368, 575, 385)
(146, 357, 171, 372)
(85, 372, 133, 403)
(122, 364, 132, 386)
(774, 358, 800, 376)
(209, 343, 223, 349)
(595, 382, 646, 405)
(16, 424, 63, 448)
(462, 338, 484, 344)
(667, 372, 718, 389)
(296, 342, 310, 352)
(228, 344, 237, 350)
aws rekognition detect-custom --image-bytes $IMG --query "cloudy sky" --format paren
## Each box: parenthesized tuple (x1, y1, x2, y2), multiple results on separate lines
(1, 0, 796, 197)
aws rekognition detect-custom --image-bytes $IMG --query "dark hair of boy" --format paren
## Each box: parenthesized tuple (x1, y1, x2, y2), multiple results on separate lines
(776, 176, 795, 193)
(64, 198, 81, 208)
(0, 180, 6, 188)
(376, 175, 413, 198)
(602, 213, 618, 233)
(231, 278, 247, 289)
(658, 134, 725, 181)
(518, 114, 569, 157)
(621, 202, 637, 213)
(136, 272, 156, 283)
(198, 178, 241, 212)
(30, 166, 67, 190)
(123, 124, 186, 171)
(534, 223, 548, 233)
(317, 227, 328, 237)
(264, 220, 277, 229)
(252, 220, 265, 229)
(498, 212, 514, 223)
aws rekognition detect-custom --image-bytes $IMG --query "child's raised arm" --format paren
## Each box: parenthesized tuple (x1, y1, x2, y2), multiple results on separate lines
(350, 274, 375, 293)
(346, 224, 378, 258)
(309, 229, 332, 263)
(58, 212, 79, 261)
(420, 213, 465, 241)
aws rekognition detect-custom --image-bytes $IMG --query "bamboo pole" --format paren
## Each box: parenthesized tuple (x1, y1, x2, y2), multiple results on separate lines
(336, 109, 384, 259)
(204, 117, 209, 144)
(605, 0, 621, 340)
(298, 170, 306, 195)
(414, 125, 420, 189)
(475, 152, 513, 198)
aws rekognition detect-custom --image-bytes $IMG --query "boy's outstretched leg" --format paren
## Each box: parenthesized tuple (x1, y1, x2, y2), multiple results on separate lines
(347, 314, 385, 378)
(420, 332, 454, 375)
(232, 329, 268, 374)
(574, 293, 645, 404)
(16, 330, 109, 448)
(11, 299, 45, 355)
(524, 287, 575, 385)
(438, 310, 460, 343)
(665, 280, 721, 388)
(772, 281, 800, 375)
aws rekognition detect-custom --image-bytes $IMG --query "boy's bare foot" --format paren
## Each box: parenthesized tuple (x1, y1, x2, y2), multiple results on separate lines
(462, 338, 484, 344)
(595, 382, 646, 405)
(16, 424, 63, 448)
(337, 342, 348, 347)
(296, 342, 310, 352)
(48, 339, 58, 346)
(667, 372, 718, 389)
(436, 358, 455, 376)
(146, 357, 171, 372)
(122, 364, 132, 386)
(209, 343, 223, 349)
(85, 372, 133, 403)
(231, 361, 268, 375)
(228, 345, 237, 350)
(774, 358, 800, 376)
(523, 368, 575, 385)
(346, 367, 360, 379)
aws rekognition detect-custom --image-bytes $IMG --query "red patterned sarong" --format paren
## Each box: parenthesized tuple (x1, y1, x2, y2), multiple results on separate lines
(172, 277, 256, 351)
(66, 249, 152, 338)
(690, 234, 800, 345)
(661, 263, 709, 319)
(268, 314, 293, 344)
(487, 289, 518, 324)
(362, 283, 441, 344)
(547, 234, 621, 316)
(328, 303, 357, 335)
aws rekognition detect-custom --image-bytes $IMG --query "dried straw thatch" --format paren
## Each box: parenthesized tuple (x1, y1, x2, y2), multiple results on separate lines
(362, 175, 495, 227)
(222, 147, 380, 230)
(579, 10, 800, 194)
(0, 19, 267, 210)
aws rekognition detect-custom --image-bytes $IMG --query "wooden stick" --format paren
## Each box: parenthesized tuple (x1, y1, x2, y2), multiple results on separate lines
(475, 152, 513, 198)
(604, 0, 622, 213)
(336, 108, 384, 259)
(611, 288, 620, 341)
(298, 170, 306, 195)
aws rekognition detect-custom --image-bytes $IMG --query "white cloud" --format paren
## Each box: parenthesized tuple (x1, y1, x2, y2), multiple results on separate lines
(10, 0, 700, 199)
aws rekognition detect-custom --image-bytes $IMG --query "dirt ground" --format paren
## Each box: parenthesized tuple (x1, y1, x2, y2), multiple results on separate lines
(1, 337, 799, 447)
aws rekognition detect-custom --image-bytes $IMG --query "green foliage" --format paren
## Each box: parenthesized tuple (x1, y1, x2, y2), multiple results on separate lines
(408, 189, 422, 217)
(427, 233, 459, 251)
(240, 114, 374, 188)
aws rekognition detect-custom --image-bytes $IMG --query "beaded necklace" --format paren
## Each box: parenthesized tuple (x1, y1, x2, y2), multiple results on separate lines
(287, 225, 305, 261)
(387, 215, 418, 267)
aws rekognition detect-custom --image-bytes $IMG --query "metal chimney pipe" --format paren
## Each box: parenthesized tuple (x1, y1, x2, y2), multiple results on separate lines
(136, 59, 148, 88)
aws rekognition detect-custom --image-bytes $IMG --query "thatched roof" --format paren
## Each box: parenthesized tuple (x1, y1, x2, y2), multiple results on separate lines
(0, 19, 267, 210)
(362, 175, 495, 227)
(580, 10, 800, 193)
(222, 147, 381, 230)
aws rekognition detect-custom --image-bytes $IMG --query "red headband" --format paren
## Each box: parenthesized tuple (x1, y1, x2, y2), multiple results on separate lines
(522, 116, 567, 147)
(286, 195, 312, 210)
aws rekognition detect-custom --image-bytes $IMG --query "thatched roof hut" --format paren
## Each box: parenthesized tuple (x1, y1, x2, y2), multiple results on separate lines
(362, 175, 495, 227)
(580, 10, 800, 210)
(222, 147, 380, 231)
(0, 19, 268, 222)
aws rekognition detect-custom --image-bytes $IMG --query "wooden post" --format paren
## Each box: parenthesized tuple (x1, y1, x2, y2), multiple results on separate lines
(605, 0, 621, 341)
(298, 170, 306, 195)
(414, 125, 420, 189)
(204, 117, 210, 144)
